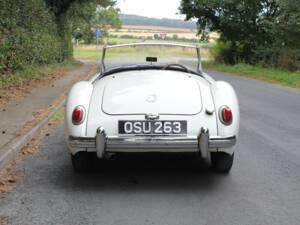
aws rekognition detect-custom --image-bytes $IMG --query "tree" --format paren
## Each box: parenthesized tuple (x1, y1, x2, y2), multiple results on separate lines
(0, 0, 63, 74)
(68, 2, 98, 44)
(69, 4, 121, 44)
(45, 0, 113, 59)
(180, 0, 280, 64)
(93, 6, 121, 29)
(273, 0, 300, 70)
(153, 34, 159, 40)
(93, 5, 122, 43)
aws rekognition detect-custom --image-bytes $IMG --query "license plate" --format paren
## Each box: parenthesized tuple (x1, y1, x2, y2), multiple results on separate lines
(119, 121, 187, 135)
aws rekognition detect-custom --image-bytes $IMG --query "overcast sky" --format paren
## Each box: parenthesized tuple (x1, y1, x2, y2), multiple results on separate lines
(117, 0, 184, 19)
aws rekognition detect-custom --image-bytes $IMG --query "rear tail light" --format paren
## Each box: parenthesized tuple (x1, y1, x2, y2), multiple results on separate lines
(72, 106, 85, 125)
(220, 106, 233, 125)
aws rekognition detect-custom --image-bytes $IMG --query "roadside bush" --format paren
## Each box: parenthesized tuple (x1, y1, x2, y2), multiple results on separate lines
(107, 40, 118, 45)
(120, 34, 135, 39)
(172, 34, 178, 40)
(277, 48, 299, 71)
(253, 45, 300, 71)
(109, 34, 119, 38)
(210, 40, 236, 64)
(0, 0, 63, 76)
(211, 41, 300, 71)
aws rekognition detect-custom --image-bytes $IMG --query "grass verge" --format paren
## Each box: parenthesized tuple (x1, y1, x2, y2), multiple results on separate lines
(0, 60, 78, 89)
(51, 109, 64, 122)
(203, 62, 300, 89)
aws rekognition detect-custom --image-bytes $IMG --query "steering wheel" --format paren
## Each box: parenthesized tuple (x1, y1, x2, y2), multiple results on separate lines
(163, 64, 190, 73)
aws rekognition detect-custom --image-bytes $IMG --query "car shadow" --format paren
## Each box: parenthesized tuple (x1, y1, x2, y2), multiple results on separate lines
(55, 153, 230, 193)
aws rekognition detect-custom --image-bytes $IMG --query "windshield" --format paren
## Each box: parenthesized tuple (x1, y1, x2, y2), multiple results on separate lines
(100, 43, 203, 74)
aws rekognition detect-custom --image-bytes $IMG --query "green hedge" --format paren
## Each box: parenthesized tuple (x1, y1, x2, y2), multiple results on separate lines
(0, 0, 63, 76)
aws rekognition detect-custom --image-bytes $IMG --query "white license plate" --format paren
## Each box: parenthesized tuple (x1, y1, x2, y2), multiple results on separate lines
(119, 121, 187, 135)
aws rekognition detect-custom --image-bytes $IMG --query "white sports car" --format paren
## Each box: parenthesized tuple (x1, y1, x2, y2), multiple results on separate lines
(65, 43, 239, 173)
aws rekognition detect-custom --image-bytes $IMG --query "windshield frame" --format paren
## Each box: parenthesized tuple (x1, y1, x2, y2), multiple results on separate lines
(100, 42, 203, 75)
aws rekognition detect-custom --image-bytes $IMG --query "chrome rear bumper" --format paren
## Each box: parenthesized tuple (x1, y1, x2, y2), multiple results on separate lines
(68, 127, 237, 158)
(107, 137, 198, 149)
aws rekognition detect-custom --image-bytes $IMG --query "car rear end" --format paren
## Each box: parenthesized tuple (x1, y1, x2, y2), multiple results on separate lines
(65, 43, 239, 173)
(66, 70, 237, 159)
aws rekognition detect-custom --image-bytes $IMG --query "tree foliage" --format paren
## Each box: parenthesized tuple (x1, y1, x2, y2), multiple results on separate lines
(45, 0, 114, 59)
(0, 0, 62, 75)
(93, 6, 122, 30)
(180, 0, 300, 70)
(45, 0, 113, 16)
(68, 2, 104, 44)
(272, 0, 300, 70)
(0, 0, 117, 76)
(71, 4, 122, 44)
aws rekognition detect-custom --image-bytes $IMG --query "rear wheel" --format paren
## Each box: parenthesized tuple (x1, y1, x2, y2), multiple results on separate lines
(210, 152, 234, 173)
(71, 152, 93, 172)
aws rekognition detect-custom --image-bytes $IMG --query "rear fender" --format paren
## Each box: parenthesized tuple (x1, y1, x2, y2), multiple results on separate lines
(65, 81, 94, 138)
(211, 81, 240, 144)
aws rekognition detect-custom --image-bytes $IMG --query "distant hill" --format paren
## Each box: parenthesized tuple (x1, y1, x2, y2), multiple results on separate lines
(120, 14, 197, 30)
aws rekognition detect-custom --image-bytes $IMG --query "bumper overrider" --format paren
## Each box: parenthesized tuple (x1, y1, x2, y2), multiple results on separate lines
(68, 127, 237, 158)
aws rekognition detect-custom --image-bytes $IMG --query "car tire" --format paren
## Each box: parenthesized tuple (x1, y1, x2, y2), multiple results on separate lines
(71, 152, 93, 172)
(210, 152, 234, 173)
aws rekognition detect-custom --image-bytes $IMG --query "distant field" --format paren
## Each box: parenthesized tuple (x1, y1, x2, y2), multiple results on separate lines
(111, 30, 219, 39)
(107, 38, 210, 46)
(121, 25, 193, 33)
(76, 25, 214, 62)
(110, 31, 199, 39)
(109, 29, 219, 44)
(74, 44, 212, 61)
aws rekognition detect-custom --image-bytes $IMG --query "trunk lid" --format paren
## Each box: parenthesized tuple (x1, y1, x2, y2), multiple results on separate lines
(101, 70, 202, 115)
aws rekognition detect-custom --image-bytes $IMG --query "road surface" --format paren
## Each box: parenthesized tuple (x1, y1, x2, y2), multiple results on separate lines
(0, 71, 300, 225)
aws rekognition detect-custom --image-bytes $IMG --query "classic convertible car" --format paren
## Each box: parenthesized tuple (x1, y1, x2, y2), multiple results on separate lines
(65, 43, 239, 173)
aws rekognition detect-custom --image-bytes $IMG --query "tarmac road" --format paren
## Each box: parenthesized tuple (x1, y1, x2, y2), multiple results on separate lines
(0, 70, 300, 225)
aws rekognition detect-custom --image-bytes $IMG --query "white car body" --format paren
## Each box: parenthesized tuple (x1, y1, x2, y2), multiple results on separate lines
(65, 43, 239, 172)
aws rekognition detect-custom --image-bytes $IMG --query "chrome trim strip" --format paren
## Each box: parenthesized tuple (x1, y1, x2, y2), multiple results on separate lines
(101, 42, 202, 74)
(105, 42, 199, 49)
(196, 46, 203, 74)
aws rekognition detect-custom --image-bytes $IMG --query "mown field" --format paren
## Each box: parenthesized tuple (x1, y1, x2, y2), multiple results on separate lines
(76, 28, 212, 60)
(107, 37, 209, 46)
(110, 31, 199, 39)
(107, 28, 218, 46)
(109, 30, 219, 41)
(74, 44, 212, 61)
